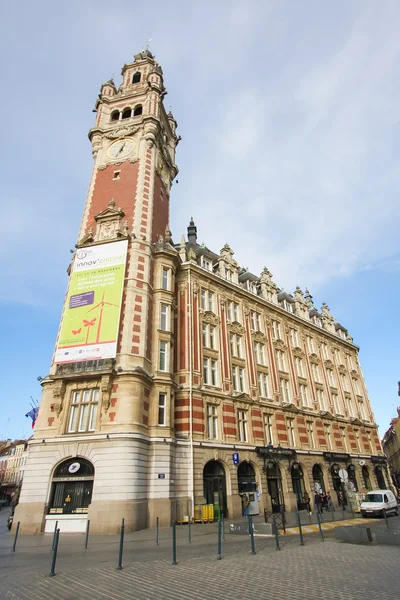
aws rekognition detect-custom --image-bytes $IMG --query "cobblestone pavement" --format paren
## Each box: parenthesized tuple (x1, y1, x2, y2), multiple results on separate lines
(1, 508, 399, 600)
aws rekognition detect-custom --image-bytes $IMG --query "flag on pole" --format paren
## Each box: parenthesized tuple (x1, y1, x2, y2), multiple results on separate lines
(25, 406, 39, 428)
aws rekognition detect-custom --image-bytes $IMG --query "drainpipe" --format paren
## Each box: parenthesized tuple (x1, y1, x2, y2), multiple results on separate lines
(188, 265, 195, 517)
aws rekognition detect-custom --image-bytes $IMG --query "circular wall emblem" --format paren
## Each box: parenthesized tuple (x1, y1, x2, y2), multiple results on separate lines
(68, 462, 81, 474)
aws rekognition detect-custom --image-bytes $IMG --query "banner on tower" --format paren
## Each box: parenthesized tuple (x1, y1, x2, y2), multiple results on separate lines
(55, 240, 128, 363)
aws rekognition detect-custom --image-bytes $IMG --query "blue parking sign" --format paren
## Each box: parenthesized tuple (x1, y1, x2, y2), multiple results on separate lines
(232, 452, 239, 465)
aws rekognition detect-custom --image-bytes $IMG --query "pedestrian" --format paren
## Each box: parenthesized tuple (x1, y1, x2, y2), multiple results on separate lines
(320, 491, 327, 513)
(326, 492, 333, 511)
(314, 492, 322, 515)
(303, 491, 311, 515)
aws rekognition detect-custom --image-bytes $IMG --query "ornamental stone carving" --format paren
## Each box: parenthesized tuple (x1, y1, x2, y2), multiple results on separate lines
(338, 365, 347, 375)
(201, 312, 220, 326)
(309, 353, 321, 365)
(104, 125, 140, 140)
(101, 375, 113, 410)
(273, 339, 287, 351)
(292, 347, 305, 358)
(324, 359, 335, 370)
(228, 322, 246, 336)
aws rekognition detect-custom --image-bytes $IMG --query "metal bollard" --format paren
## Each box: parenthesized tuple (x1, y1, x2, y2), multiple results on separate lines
(172, 521, 177, 565)
(116, 518, 125, 571)
(297, 512, 304, 546)
(221, 512, 225, 541)
(51, 520, 58, 551)
(342, 505, 346, 520)
(383, 508, 389, 530)
(49, 529, 60, 577)
(316, 511, 324, 541)
(217, 519, 222, 560)
(156, 517, 159, 545)
(11, 521, 20, 553)
(248, 515, 256, 555)
(273, 516, 280, 551)
(85, 519, 90, 550)
(331, 506, 335, 522)
(188, 515, 191, 543)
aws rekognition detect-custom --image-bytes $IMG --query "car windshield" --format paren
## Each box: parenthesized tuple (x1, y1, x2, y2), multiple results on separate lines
(364, 493, 383, 503)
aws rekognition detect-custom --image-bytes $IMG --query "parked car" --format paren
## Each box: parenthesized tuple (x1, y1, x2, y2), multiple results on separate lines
(0, 499, 8, 507)
(360, 490, 398, 517)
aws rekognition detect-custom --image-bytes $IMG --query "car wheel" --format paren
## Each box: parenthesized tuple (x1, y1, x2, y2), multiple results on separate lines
(394, 507, 399, 516)
(361, 511, 366, 518)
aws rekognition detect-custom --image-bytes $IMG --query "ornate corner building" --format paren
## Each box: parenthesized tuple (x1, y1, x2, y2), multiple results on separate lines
(16, 52, 388, 534)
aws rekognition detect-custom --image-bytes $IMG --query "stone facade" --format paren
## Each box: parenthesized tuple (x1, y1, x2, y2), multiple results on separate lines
(15, 51, 387, 534)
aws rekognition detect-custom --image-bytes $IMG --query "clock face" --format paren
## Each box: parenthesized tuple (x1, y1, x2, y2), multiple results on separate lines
(107, 138, 135, 160)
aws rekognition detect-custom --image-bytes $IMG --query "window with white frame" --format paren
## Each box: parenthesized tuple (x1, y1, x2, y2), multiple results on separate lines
(321, 342, 329, 360)
(316, 388, 326, 410)
(201, 289, 214, 312)
(251, 311, 261, 331)
(280, 378, 291, 403)
(233, 365, 245, 392)
(159, 341, 168, 371)
(258, 372, 270, 398)
(340, 373, 349, 392)
(203, 323, 217, 349)
(264, 414, 273, 444)
(230, 333, 242, 358)
(307, 421, 315, 448)
(289, 328, 299, 347)
(162, 267, 169, 290)
(203, 357, 218, 386)
(352, 377, 361, 395)
(348, 395, 356, 417)
(295, 356, 304, 378)
(282, 299, 293, 313)
(299, 383, 309, 407)
(68, 389, 99, 433)
(254, 342, 265, 365)
(354, 429, 360, 451)
(207, 404, 218, 439)
(324, 424, 332, 449)
(276, 350, 287, 372)
(160, 304, 169, 331)
(338, 329, 347, 340)
(332, 392, 340, 414)
(158, 393, 166, 426)
(306, 335, 315, 354)
(225, 268, 233, 281)
(359, 400, 367, 420)
(313, 316, 322, 327)
(227, 301, 239, 322)
(327, 368, 336, 387)
(202, 256, 211, 271)
(311, 362, 321, 382)
(340, 426, 348, 451)
(237, 409, 248, 442)
(366, 430, 372, 450)
(286, 418, 295, 446)
(272, 320, 281, 340)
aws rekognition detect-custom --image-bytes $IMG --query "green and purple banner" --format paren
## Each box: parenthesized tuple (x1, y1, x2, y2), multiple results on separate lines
(55, 240, 128, 363)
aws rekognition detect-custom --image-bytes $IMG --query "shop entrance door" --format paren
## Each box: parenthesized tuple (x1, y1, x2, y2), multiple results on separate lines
(203, 461, 227, 517)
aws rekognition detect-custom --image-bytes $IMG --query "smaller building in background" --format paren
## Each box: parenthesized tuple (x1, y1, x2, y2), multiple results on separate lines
(0, 439, 29, 503)
(382, 408, 400, 492)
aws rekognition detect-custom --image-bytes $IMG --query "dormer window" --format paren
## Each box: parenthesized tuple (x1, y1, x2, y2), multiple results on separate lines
(338, 329, 347, 340)
(201, 257, 211, 271)
(282, 299, 293, 313)
(313, 316, 322, 327)
(122, 108, 132, 119)
(111, 110, 120, 121)
(132, 72, 141, 84)
(133, 105, 143, 116)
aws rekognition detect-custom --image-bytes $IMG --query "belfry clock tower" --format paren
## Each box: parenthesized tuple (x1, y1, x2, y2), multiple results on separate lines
(16, 50, 182, 534)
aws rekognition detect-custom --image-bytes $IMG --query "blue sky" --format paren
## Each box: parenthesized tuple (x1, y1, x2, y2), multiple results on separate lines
(1, 0, 399, 440)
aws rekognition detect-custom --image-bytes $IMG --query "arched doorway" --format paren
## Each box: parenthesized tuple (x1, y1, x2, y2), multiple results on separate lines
(312, 464, 326, 493)
(291, 463, 306, 509)
(331, 464, 346, 506)
(48, 457, 94, 515)
(203, 461, 227, 517)
(347, 465, 358, 491)
(266, 464, 284, 513)
(362, 466, 372, 490)
(375, 466, 386, 489)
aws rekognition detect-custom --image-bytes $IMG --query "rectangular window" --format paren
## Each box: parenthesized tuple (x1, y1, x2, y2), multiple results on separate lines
(306, 335, 315, 354)
(316, 388, 325, 411)
(340, 373, 349, 392)
(340, 427, 348, 451)
(201, 289, 214, 312)
(332, 392, 340, 414)
(160, 304, 168, 331)
(359, 401, 366, 420)
(251, 311, 261, 331)
(254, 342, 265, 365)
(295, 356, 304, 378)
(299, 383, 309, 407)
(307, 421, 315, 449)
(272, 320, 281, 340)
(312, 363, 321, 382)
(203, 324, 217, 349)
(354, 429, 360, 452)
(280, 378, 291, 403)
(327, 369, 336, 387)
(202, 257, 211, 271)
(321, 342, 328, 360)
(68, 389, 99, 433)
(207, 404, 218, 439)
(230, 334, 242, 358)
(228, 302, 240, 321)
(258, 372, 270, 398)
(289, 328, 299, 347)
(239, 367, 245, 392)
(276, 350, 286, 372)
(158, 393, 166, 426)
(204, 358, 218, 386)
(286, 418, 295, 446)
(159, 341, 167, 371)
(162, 268, 169, 290)
(264, 414, 273, 445)
(324, 424, 332, 450)
(238, 410, 248, 442)
(283, 299, 293, 313)
(232, 365, 245, 392)
(352, 378, 361, 395)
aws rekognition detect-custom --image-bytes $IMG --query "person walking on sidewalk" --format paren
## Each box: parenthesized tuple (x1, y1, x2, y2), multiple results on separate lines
(303, 491, 311, 515)
(314, 492, 322, 515)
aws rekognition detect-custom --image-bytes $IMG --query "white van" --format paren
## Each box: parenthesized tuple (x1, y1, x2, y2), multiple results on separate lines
(360, 490, 398, 518)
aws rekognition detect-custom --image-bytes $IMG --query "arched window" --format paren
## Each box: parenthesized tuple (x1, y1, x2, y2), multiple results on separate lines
(203, 460, 227, 517)
(375, 466, 386, 489)
(347, 464, 358, 491)
(237, 462, 256, 494)
(111, 110, 120, 121)
(132, 71, 141, 84)
(133, 105, 143, 116)
(312, 464, 326, 493)
(362, 465, 372, 490)
(122, 108, 132, 119)
(49, 458, 94, 515)
(291, 463, 306, 509)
